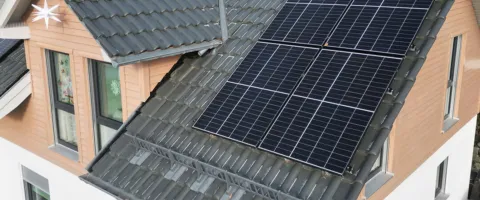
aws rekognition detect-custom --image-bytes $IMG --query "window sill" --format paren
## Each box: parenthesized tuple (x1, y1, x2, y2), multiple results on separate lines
(442, 117, 459, 133)
(435, 193, 450, 200)
(48, 145, 79, 161)
(365, 172, 394, 197)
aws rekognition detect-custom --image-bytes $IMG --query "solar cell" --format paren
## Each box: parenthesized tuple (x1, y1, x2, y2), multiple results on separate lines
(261, 3, 347, 46)
(194, 42, 319, 146)
(287, 0, 351, 4)
(0, 39, 20, 60)
(351, 0, 432, 8)
(259, 50, 402, 174)
(327, 6, 428, 55)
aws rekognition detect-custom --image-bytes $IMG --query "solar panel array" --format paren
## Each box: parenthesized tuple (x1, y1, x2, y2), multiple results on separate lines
(194, 43, 318, 146)
(194, 0, 432, 174)
(259, 50, 401, 173)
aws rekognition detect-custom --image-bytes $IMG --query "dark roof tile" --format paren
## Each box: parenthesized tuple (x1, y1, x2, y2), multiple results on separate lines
(66, 0, 223, 64)
(0, 40, 27, 97)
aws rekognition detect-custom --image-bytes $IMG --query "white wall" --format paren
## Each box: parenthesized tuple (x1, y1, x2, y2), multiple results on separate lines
(0, 137, 115, 200)
(386, 116, 477, 200)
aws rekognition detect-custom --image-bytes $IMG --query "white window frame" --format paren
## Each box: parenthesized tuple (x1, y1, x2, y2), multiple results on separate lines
(365, 138, 393, 198)
(444, 35, 462, 120)
(435, 158, 449, 199)
(22, 166, 50, 200)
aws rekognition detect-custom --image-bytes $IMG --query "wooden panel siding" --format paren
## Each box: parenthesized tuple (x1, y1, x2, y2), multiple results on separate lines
(367, 0, 480, 198)
(0, 0, 180, 175)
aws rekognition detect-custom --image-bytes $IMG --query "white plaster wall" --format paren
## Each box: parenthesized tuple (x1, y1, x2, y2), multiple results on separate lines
(386, 116, 477, 200)
(0, 137, 115, 200)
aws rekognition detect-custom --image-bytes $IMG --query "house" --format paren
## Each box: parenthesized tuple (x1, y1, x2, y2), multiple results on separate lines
(0, 0, 479, 199)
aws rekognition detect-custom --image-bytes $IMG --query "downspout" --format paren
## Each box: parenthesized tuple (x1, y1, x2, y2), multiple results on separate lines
(345, 0, 455, 199)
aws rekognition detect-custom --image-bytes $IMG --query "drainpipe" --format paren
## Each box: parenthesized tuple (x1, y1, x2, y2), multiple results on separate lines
(219, 0, 229, 41)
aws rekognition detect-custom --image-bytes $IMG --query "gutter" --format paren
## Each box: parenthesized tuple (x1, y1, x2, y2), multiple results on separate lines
(111, 40, 223, 67)
(345, 0, 455, 199)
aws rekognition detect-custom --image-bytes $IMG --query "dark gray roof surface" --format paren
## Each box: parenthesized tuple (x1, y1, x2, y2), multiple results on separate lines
(81, 0, 454, 199)
(66, 0, 224, 65)
(0, 40, 27, 97)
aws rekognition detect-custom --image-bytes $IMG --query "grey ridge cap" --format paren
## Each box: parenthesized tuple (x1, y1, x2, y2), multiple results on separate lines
(80, 0, 455, 199)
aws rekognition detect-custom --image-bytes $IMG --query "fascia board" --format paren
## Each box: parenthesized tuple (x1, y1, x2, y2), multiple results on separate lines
(0, 72, 31, 119)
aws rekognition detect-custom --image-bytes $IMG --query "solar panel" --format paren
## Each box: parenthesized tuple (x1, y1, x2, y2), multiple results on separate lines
(193, 42, 319, 146)
(326, 0, 432, 55)
(351, 0, 432, 8)
(261, 2, 347, 46)
(0, 39, 20, 60)
(259, 50, 402, 174)
(287, 0, 352, 5)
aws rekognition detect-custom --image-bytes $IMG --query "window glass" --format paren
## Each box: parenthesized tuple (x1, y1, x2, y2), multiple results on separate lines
(52, 53, 73, 105)
(25, 182, 50, 200)
(97, 62, 122, 121)
(99, 124, 116, 148)
(371, 152, 382, 172)
(435, 159, 448, 196)
(57, 109, 77, 146)
(444, 35, 461, 119)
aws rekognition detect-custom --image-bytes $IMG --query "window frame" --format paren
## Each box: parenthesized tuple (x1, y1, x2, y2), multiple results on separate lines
(45, 50, 78, 151)
(24, 181, 50, 200)
(369, 139, 389, 178)
(444, 35, 462, 120)
(22, 166, 50, 200)
(435, 158, 449, 199)
(88, 59, 122, 153)
(365, 139, 393, 198)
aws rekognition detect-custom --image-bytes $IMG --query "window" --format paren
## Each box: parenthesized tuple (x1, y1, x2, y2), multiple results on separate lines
(444, 35, 462, 120)
(89, 60, 122, 152)
(22, 166, 50, 200)
(365, 139, 393, 198)
(46, 51, 77, 151)
(370, 145, 387, 175)
(24, 182, 50, 200)
(436, 158, 448, 199)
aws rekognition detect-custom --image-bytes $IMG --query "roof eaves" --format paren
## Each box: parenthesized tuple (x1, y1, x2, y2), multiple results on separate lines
(112, 40, 223, 67)
(343, 0, 455, 199)
(80, 174, 133, 200)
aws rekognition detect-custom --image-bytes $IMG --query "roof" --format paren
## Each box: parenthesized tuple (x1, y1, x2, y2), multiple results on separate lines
(0, 39, 27, 97)
(81, 0, 454, 199)
(65, 0, 227, 66)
